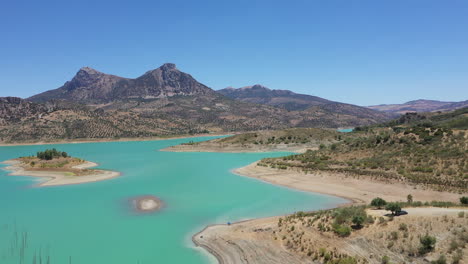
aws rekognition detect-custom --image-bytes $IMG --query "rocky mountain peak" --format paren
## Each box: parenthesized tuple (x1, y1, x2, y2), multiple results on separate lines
(250, 84, 270, 90)
(160, 63, 177, 71)
(79, 66, 99, 73)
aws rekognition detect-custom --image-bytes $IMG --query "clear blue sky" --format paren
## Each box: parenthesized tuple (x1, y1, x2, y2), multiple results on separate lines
(1, 0, 467, 106)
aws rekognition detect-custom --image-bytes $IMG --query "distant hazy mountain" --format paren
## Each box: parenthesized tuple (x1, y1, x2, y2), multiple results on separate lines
(368, 99, 468, 114)
(218, 84, 331, 111)
(29, 63, 215, 104)
(217, 84, 389, 122)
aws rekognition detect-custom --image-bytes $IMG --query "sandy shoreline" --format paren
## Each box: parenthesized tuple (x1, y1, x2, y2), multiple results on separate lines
(1, 159, 120, 187)
(233, 162, 462, 204)
(0, 133, 233, 147)
(193, 162, 466, 264)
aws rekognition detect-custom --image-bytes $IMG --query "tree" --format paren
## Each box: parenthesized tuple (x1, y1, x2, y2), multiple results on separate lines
(385, 203, 402, 216)
(352, 215, 364, 228)
(460, 196, 468, 205)
(36, 149, 69, 160)
(419, 234, 436, 254)
(371, 197, 387, 209)
(407, 194, 413, 204)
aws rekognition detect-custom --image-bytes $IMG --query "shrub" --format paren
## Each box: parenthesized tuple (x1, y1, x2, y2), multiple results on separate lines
(431, 254, 446, 264)
(381, 255, 390, 264)
(419, 234, 436, 254)
(460, 197, 468, 205)
(378, 217, 386, 224)
(407, 194, 413, 204)
(452, 249, 463, 264)
(371, 197, 387, 209)
(399, 223, 408, 231)
(333, 224, 352, 237)
(449, 240, 459, 252)
(352, 215, 365, 228)
(335, 257, 357, 264)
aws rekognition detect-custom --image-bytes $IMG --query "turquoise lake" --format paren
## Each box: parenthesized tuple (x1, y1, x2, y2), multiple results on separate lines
(0, 137, 347, 264)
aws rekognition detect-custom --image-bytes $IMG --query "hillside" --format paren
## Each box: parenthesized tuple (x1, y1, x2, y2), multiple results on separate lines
(368, 99, 468, 114)
(261, 123, 468, 193)
(218, 84, 332, 111)
(218, 85, 390, 123)
(164, 128, 343, 152)
(364, 106, 468, 130)
(0, 97, 190, 142)
(197, 206, 468, 264)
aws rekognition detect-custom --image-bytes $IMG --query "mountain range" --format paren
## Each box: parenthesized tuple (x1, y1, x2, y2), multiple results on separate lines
(29, 63, 215, 104)
(368, 99, 468, 114)
(218, 84, 332, 111)
(1, 63, 390, 143)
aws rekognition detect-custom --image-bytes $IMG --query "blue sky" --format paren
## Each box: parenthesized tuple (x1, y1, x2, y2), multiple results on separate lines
(1, 0, 467, 106)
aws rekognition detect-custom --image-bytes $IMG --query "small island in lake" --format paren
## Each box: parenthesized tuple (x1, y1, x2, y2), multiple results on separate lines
(2, 148, 120, 187)
(131, 195, 164, 213)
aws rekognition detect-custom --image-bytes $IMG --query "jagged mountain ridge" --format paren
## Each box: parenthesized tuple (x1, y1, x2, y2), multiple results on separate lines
(29, 63, 215, 104)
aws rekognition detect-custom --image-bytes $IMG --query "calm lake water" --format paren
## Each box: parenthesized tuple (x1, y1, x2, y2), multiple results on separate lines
(0, 137, 346, 264)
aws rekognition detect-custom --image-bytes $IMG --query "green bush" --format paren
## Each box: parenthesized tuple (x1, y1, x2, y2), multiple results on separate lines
(352, 215, 364, 228)
(333, 224, 352, 237)
(419, 234, 436, 254)
(371, 197, 387, 209)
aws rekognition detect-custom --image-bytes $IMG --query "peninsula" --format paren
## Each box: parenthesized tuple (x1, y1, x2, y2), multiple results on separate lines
(163, 128, 342, 153)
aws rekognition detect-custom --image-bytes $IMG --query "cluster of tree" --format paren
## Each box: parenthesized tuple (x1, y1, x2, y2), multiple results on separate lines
(370, 197, 403, 215)
(36, 148, 68, 160)
(371, 195, 467, 217)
